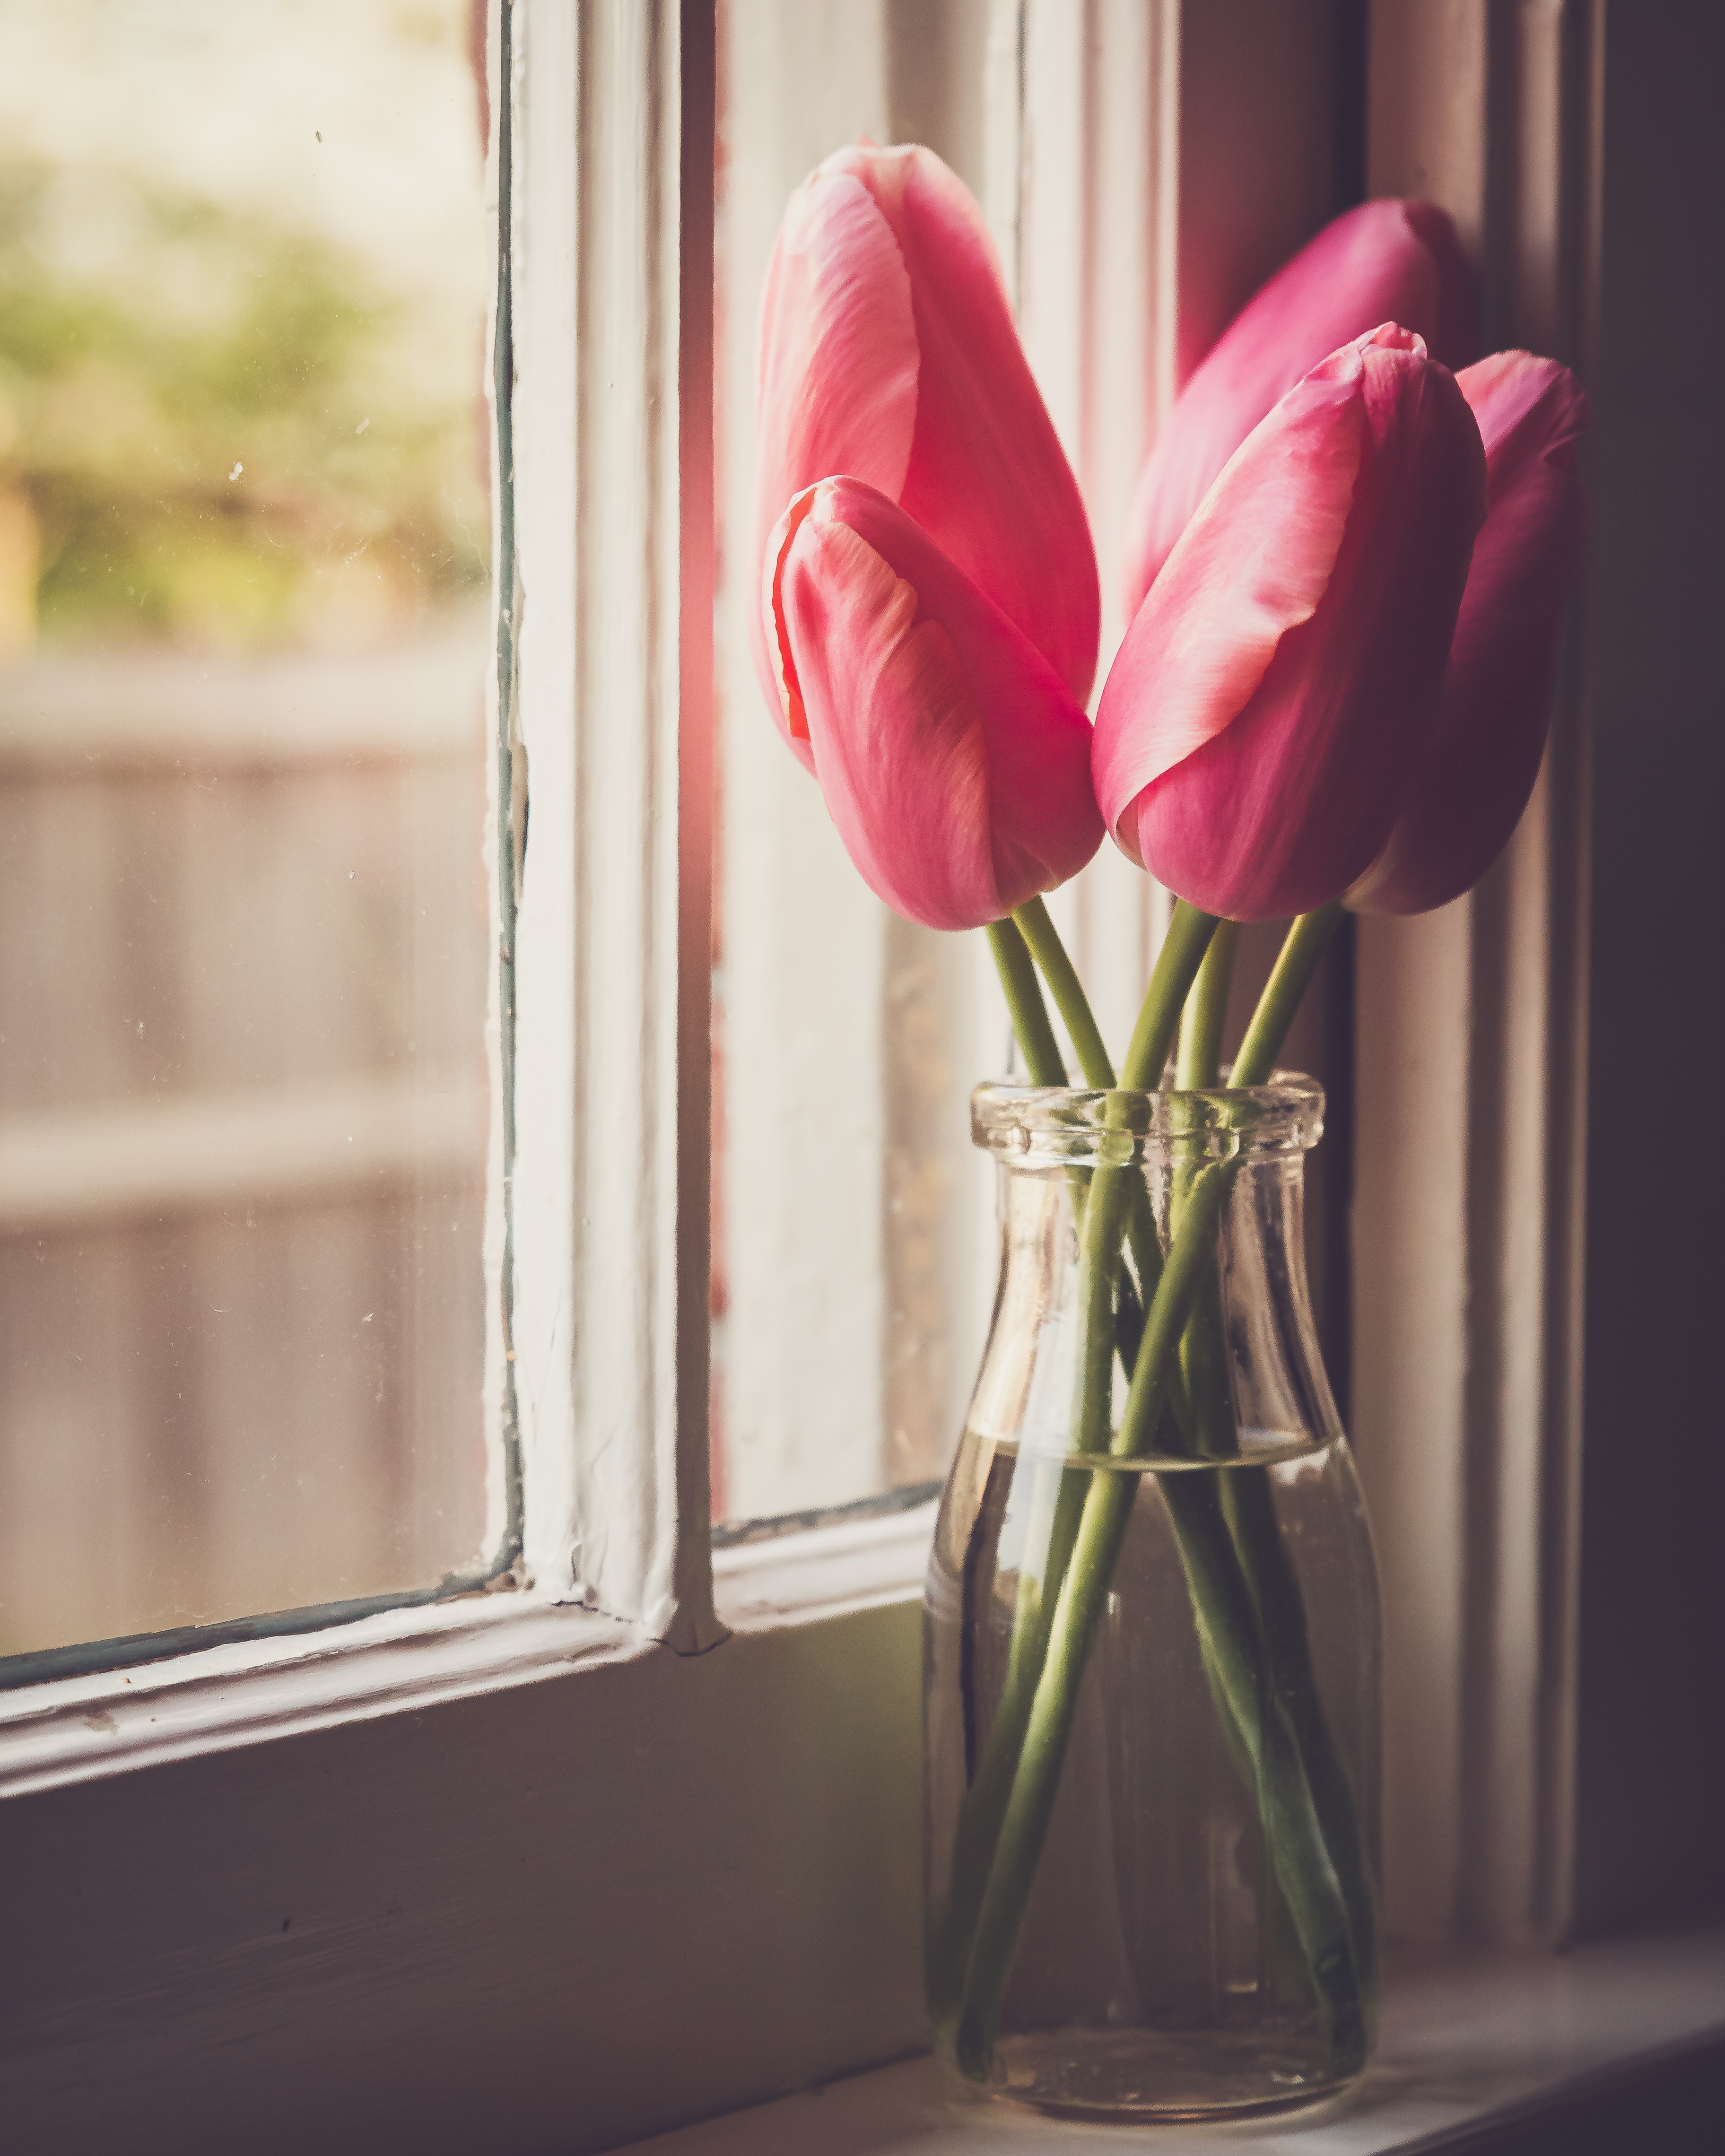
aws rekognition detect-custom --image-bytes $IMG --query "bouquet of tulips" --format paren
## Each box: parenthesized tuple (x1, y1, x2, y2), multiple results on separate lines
(751, 145, 1587, 2081)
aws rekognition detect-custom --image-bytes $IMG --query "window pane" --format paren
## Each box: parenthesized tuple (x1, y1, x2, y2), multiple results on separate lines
(709, 2, 997, 1528)
(0, 0, 495, 1658)
(708, 6, 1357, 1539)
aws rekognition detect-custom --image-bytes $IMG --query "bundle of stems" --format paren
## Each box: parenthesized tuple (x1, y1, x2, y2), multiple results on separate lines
(930, 895, 1376, 2083)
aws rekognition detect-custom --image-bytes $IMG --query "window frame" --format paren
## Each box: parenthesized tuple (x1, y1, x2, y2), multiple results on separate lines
(5, 2, 1724, 2149)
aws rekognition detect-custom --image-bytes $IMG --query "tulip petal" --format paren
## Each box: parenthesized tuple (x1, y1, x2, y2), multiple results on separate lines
(778, 511, 1001, 932)
(1096, 328, 1488, 921)
(1122, 199, 1476, 618)
(835, 146, 1101, 703)
(820, 480, 1104, 906)
(769, 478, 1103, 931)
(761, 487, 820, 774)
(751, 166, 920, 711)
(1093, 348, 1368, 852)
(1349, 353, 1590, 914)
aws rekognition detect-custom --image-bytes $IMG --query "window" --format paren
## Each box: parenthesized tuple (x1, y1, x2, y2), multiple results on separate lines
(706, 2, 1354, 1533)
(0, 0, 499, 1670)
(2, 4, 1722, 2150)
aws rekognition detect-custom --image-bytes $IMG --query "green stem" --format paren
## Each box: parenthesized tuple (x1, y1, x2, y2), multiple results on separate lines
(934, 913, 1216, 2030)
(1005, 897, 1200, 1446)
(1231, 901, 1342, 1087)
(1011, 896, 1115, 1087)
(925, 1452, 1089, 2027)
(1215, 1466, 1379, 2008)
(984, 911, 1122, 1384)
(1154, 1473, 1368, 2061)
(1173, 922, 1241, 1458)
(1123, 900, 1220, 1087)
(953, 902, 1376, 2079)
(987, 906, 1139, 1376)
(1074, 905, 1220, 1470)
(1175, 918, 1240, 1090)
(954, 1160, 1368, 2078)
(1221, 896, 1377, 2004)
(948, 920, 1216, 2060)
(984, 916, 1068, 1086)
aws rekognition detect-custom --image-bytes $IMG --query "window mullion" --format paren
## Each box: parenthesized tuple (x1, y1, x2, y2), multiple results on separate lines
(510, 0, 722, 1648)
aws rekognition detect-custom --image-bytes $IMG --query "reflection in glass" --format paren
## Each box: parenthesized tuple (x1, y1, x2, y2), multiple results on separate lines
(0, 0, 494, 1657)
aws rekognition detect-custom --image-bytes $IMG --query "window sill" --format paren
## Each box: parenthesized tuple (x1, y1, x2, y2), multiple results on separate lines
(617, 1930, 1725, 2156)
(7, 1509, 1715, 2156)
(0, 1502, 940, 2153)
(0, 1496, 936, 1800)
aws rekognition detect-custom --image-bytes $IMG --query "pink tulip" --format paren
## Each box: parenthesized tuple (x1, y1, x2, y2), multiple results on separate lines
(765, 476, 1102, 932)
(752, 142, 1098, 717)
(1092, 326, 1486, 923)
(1347, 353, 1589, 915)
(1122, 200, 1475, 620)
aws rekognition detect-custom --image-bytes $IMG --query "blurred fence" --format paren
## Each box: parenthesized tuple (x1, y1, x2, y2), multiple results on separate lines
(0, 628, 490, 1658)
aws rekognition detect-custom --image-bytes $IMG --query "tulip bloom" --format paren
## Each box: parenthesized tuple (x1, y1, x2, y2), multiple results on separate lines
(765, 476, 1102, 932)
(1348, 353, 1589, 915)
(752, 142, 1098, 715)
(1122, 199, 1475, 619)
(1092, 325, 1486, 922)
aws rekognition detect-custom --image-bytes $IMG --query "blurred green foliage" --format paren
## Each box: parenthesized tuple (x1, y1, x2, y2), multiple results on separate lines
(0, 160, 488, 649)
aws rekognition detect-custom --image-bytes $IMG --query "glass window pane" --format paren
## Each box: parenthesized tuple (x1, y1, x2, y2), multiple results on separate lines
(708, 9, 1353, 1539)
(709, 2, 996, 1530)
(0, 0, 495, 1659)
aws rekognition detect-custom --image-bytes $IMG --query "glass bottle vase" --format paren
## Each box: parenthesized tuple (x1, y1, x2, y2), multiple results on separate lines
(925, 1077, 1381, 2120)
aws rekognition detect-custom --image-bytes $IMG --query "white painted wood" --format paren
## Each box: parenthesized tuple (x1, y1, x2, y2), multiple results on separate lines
(1016, 2, 1087, 486)
(510, 1, 719, 1643)
(1058, 0, 1179, 1053)
(1369, 0, 1488, 252)
(478, 0, 519, 1617)
(506, 0, 579, 1602)
(712, 1495, 936, 1629)
(0, 1594, 645, 1801)
(1173, 0, 1361, 382)
(1358, 0, 1597, 1947)
(1359, 1, 1487, 1949)
(1353, 906, 1472, 1944)
(0, 1503, 935, 1801)
(1009, 0, 1174, 1051)
(0, 1566, 928, 2156)
(980, 0, 1024, 307)
(1358, 3, 1489, 1947)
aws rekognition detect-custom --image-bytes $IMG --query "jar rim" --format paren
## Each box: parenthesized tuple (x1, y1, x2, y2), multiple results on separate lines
(972, 1071, 1324, 1165)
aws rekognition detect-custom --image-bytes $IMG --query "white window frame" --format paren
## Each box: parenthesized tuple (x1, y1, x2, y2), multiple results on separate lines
(3, 4, 1723, 2149)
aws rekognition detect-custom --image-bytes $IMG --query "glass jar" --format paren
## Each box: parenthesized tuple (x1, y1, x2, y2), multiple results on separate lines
(925, 1078, 1380, 2120)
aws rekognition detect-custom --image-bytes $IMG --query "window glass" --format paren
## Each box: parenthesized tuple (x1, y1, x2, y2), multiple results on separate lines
(0, 0, 494, 1659)
(706, 3, 1342, 1532)
(709, 1, 997, 1529)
